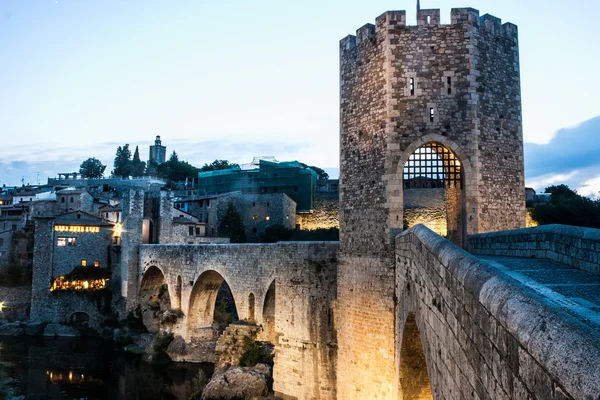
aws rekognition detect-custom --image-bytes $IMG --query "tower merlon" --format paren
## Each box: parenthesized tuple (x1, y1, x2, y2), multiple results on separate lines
(450, 8, 480, 26)
(375, 10, 407, 30)
(340, 35, 357, 52)
(502, 22, 518, 39)
(417, 8, 441, 26)
(479, 14, 519, 38)
(356, 23, 376, 45)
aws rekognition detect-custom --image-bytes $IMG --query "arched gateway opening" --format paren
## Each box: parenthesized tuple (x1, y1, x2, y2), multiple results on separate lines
(188, 270, 239, 340)
(403, 142, 465, 246)
(399, 313, 433, 400)
(139, 266, 171, 333)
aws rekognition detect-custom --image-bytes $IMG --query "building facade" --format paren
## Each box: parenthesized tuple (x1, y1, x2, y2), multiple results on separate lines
(197, 159, 317, 212)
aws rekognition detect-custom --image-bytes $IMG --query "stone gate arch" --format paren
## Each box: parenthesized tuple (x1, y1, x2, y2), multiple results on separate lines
(388, 134, 474, 247)
(188, 270, 239, 340)
(139, 265, 171, 333)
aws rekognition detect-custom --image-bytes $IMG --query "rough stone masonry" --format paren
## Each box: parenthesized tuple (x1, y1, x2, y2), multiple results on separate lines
(338, 6, 525, 400)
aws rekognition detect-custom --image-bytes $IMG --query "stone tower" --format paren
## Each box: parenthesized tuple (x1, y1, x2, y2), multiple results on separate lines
(149, 135, 167, 165)
(338, 6, 524, 399)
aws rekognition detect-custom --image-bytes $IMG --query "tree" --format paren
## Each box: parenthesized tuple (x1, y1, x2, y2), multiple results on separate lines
(531, 184, 600, 228)
(218, 202, 246, 243)
(199, 159, 240, 172)
(79, 157, 106, 178)
(156, 151, 199, 183)
(300, 163, 329, 181)
(112, 144, 133, 177)
(131, 146, 146, 177)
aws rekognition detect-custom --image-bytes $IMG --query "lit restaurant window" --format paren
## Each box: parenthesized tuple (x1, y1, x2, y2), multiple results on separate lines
(81, 260, 87, 267)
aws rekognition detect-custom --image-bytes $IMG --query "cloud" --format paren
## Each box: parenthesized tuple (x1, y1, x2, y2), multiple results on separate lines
(0, 136, 339, 186)
(525, 115, 600, 198)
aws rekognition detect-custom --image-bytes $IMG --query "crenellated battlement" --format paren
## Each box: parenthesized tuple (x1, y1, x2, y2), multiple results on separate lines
(340, 6, 517, 52)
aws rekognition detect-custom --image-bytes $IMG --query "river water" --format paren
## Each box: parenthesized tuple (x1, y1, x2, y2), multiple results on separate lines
(0, 336, 213, 399)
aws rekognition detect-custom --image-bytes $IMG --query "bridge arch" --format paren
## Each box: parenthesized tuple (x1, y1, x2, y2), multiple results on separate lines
(262, 279, 276, 343)
(398, 312, 433, 400)
(248, 292, 256, 322)
(188, 270, 239, 339)
(139, 265, 171, 333)
(389, 134, 473, 247)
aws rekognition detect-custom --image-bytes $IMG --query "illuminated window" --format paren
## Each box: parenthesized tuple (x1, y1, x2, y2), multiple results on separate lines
(94, 260, 99, 267)
(430, 108, 435, 123)
(253, 215, 258, 220)
(266, 216, 270, 221)
(81, 260, 87, 267)
(57, 237, 77, 247)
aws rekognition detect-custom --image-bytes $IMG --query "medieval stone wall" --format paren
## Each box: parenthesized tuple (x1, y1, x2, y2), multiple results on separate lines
(297, 193, 339, 231)
(338, 8, 526, 398)
(469, 224, 600, 275)
(211, 192, 297, 242)
(474, 16, 525, 232)
(396, 225, 600, 399)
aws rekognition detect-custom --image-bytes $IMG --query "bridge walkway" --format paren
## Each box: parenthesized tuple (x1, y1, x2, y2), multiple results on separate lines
(478, 256, 600, 329)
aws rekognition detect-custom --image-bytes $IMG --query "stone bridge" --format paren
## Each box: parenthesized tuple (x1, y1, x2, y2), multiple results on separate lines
(137, 242, 339, 400)
(394, 225, 600, 400)
(134, 226, 600, 400)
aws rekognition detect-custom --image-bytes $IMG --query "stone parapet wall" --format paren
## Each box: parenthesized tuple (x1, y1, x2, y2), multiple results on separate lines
(469, 224, 600, 275)
(396, 225, 600, 399)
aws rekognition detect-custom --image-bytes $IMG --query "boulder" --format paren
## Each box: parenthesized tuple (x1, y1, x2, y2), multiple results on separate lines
(0, 321, 24, 336)
(43, 323, 80, 337)
(202, 364, 271, 400)
(24, 320, 45, 336)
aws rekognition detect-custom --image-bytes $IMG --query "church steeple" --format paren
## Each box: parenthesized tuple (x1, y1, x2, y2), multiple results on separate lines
(417, 0, 421, 20)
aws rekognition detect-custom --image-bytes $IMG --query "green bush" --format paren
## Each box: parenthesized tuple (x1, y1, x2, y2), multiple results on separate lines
(152, 331, 174, 353)
(239, 337, 273, 367)
(530, 185, 600, 228)
(187, 369, 209, 400)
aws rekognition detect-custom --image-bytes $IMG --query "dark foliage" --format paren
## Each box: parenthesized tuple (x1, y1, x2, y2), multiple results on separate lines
(530, 184, 600, 228)
(260, 225, 339, 243)
(79, 157, 106, 178)
(299, 163, 329, 181)
(155, 151, 199, 183)
(131, 146, 146, 177)
(112, 144, 133, 177)
(239, 337, 274, 367)
(199, 159, 240, 172)
(219, 202, 247, 243)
